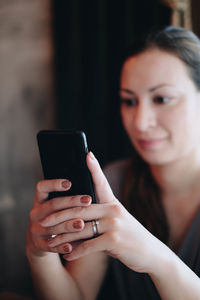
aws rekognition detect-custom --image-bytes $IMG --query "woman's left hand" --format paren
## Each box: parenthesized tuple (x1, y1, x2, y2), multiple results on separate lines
(41, 152, 162, 274)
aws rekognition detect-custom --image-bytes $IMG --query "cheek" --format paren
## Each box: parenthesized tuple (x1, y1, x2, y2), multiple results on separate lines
(163, 103, 199, 145)
(120, 107, 128, 128)
(120, 108, 133, 135)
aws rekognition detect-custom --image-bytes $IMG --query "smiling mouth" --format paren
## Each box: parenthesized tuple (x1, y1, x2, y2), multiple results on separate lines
(137, 138, 166, 150)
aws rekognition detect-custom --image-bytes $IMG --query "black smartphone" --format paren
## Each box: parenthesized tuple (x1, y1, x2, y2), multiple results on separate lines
(37, 130, 96, 202)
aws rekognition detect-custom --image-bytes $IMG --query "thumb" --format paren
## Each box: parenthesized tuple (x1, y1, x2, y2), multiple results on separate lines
(86, 152, 115, 204)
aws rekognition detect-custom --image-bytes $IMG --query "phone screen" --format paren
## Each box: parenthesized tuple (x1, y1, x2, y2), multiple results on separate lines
(37, 130, 96, 202)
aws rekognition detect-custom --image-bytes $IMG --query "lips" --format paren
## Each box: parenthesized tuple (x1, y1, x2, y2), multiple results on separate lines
(137, 138, 166, 150)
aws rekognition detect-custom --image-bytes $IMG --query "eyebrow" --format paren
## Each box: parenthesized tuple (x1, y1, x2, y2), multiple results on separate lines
(120, 84, 174, 95)
(119, 88, 135, 95)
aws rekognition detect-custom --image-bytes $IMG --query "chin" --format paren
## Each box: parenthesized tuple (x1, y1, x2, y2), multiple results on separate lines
(137, 151, 173, 166)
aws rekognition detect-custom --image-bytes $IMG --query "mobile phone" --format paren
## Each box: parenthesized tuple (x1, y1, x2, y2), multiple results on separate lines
(37, 130, 96, 202)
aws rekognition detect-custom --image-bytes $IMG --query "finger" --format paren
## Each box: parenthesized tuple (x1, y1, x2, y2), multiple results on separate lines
(47, 220, 97, 247)
(34, 179, 72, 204)
(31, 194, 91, 222)
(40, 201, 117, 227)
(47, 217, 114, 248)
(30, 218, 85, 237)
(86, 152, 116, 204)
(35, 236, 73, 254)
(50, 241, 82, 255)
(63, 234, 110, 260)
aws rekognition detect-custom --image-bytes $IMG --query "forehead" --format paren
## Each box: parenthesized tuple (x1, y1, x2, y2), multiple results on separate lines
(120, 48, 192, 90)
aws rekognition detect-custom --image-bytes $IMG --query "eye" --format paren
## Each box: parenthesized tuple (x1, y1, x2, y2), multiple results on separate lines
(120, 98, 138, 107)
(153, 96, 170, 104)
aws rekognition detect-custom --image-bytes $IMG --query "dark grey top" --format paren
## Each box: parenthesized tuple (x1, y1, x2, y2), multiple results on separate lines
(97, 159, 200, 300)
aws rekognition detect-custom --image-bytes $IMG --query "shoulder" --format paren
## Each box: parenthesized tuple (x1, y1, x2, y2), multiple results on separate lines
(103, 158, 132, 200)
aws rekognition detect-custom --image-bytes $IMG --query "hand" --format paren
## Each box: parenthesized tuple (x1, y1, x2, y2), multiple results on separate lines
(40, 152, 162, 274)
(26, 178, 92, 258)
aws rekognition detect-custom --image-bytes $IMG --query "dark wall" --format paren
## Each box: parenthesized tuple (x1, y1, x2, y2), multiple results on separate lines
(52, 0, 170, 166)
(192, 0, 200, 37)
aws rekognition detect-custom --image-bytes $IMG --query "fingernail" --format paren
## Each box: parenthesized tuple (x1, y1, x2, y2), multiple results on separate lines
(89, 151, 95, 160)
(61, 180, 71, 189)
(73, 220, 83, 229)
(80, 195, 91, 204)
(63, 244, 72, 253)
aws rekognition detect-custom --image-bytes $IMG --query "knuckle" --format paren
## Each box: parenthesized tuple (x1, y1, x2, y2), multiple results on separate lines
(75, 230, 84, 239)
(48, 199, 57, 211)
(47, 226, 54, 235)
(29, 225, 35, 236)
(64, 222, 69, 231)
(74, 206, 85, 218)
(29, 209, 36, 222)
(36, 181, 43, 193)
(110, 203, 123, 216)
(71, 195, 77, 202)
(29, 223, 39, 236)
(81, 240, 91, 252)
(42, 214, 54, 226)
(110, 217, 121, 230)
(67, 195, 77, 207)
(47, 214, 55, 225)
(54, 234, 66, 246)
(107, 231, 120, 245)
(48, 245, 58, 253)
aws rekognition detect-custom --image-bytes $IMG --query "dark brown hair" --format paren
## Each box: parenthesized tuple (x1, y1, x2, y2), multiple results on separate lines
(122, 26, 200, 243)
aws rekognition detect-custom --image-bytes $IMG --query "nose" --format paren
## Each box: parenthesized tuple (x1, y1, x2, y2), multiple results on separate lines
(134, 102, 157, 132)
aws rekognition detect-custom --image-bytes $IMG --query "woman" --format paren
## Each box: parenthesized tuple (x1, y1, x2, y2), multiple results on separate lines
(26, 26, 200, 299)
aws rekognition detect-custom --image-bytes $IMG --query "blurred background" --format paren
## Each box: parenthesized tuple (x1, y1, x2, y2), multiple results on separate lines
(0, 0, 199, 299)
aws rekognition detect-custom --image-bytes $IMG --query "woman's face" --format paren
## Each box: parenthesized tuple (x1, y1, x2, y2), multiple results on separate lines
(120, 48, 200, 166)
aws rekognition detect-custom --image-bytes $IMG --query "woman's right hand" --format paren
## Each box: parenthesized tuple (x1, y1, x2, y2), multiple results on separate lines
(26, 178, 92, 259)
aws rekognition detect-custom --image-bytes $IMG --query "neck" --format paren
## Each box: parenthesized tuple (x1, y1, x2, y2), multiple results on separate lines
(150, 155, 200, 196)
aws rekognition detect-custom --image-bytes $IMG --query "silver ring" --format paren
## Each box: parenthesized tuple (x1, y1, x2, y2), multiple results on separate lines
(91, 220, 99, 236)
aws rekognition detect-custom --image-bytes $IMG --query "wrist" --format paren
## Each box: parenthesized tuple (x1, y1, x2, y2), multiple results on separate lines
(147, 239, 200, 300)
(143, 232, 175, 276)
(27, 249, 60, 268)
(26, 244, 58, 264)
(148, 240, 177, 278)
